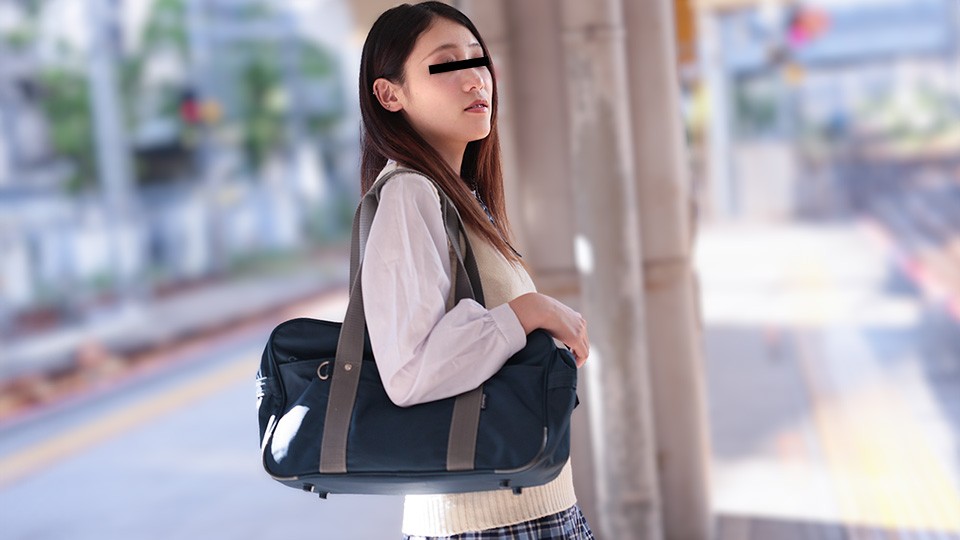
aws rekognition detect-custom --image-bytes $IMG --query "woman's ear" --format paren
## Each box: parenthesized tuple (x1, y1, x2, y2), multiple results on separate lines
(372, 78, 403, 113)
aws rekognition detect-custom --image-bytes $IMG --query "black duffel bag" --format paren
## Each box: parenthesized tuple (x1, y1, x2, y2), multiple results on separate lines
(256, 167, 578, 497)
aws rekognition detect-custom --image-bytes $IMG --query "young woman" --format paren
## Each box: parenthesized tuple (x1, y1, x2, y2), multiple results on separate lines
(358, 3, 594, 538)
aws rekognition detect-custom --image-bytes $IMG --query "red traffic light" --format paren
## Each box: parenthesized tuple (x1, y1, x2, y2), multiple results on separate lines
(179, 88, 202, 124)
(788, 7, 830, 47)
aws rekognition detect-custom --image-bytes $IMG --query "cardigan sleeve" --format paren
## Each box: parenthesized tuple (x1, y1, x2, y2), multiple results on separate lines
(361, 173, 528, 407)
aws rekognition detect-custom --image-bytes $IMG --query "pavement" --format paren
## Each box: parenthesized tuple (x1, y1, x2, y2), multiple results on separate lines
(698, 219, 960, 534)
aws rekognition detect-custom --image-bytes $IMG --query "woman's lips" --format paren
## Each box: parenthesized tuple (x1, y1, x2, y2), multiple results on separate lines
(464, 104, 489, 113)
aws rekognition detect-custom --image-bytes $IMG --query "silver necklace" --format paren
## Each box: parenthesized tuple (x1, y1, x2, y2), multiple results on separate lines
(472, 189, 523, 259)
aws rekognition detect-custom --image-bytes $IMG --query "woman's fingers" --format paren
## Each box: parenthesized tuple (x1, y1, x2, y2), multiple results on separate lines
(571, 333, 588, 368)
(575, 317, 588, 366)
(543, 294, 590, 368)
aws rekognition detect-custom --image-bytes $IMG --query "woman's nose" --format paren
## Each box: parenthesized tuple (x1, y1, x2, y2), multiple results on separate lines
(462, 67, 486, 93)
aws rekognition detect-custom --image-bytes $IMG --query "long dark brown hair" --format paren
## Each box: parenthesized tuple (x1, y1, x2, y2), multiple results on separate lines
(358, 1, 524, 269)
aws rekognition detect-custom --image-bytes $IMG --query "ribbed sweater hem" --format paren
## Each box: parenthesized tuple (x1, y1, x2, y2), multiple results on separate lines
(400, 460, 577, 536)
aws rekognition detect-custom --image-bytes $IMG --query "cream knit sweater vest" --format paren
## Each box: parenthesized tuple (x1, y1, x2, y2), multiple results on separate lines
(401, 182, 577, 537)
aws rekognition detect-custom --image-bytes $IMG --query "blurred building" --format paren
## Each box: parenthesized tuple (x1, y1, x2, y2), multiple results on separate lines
(694, 0, 960, 220)
(0, 0, 358, 339)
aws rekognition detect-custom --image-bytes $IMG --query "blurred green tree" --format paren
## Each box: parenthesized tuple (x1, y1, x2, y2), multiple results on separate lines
(37, 64, 95, 193)
(22, 0, 344, 190)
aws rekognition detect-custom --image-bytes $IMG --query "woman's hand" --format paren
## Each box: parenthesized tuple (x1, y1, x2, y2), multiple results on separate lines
(508, 292, 590, 367)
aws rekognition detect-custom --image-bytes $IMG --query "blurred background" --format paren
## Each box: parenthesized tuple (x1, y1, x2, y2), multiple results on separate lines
(0, 0, 958, 538)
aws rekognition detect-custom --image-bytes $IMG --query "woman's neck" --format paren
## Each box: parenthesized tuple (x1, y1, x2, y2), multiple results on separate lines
(389, 151, 477, 192)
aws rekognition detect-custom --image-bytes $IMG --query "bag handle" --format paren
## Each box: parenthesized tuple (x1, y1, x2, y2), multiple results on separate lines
(320, 166, 486, 474)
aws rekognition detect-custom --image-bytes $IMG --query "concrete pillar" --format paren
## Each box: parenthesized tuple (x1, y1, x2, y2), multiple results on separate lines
(86, 0, 142, 306)
(462, 0, 601, 528)
(0, 105, 10, 187)
(558, 0, 664, 537)
(0, 39, 16, 188)
(623, 1, 713, 539)
(87, 0, 134, 217)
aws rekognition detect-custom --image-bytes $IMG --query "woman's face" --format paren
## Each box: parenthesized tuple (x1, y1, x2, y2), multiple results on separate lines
(374, 17, 493, 163)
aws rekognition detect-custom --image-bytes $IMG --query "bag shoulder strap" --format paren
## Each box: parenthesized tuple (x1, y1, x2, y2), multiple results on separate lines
(349, 166, 484, 305)
(320, 165, 487, 474)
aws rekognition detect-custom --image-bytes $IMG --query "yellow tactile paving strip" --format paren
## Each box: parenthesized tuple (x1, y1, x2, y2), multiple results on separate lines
(790, 243, 960, 534)
(797, 337, 960, 532)
(0, 357, 253, 489)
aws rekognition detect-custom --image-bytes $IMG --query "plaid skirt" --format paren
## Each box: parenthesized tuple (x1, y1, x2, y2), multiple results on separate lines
(402, 504, 595, 540)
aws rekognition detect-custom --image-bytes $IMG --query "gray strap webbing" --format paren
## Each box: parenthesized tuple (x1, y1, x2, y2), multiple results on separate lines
(320, 167, 486, 474)
(442, 214, 483, 471)
(446, 384, 483, 471)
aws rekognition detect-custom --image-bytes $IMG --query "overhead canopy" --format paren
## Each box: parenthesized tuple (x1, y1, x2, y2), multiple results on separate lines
(347, 0, 459, 29)
(694, 0, 797, 11)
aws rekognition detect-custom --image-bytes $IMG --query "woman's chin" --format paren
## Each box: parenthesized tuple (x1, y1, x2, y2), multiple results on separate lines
(466, 126, 492, 141)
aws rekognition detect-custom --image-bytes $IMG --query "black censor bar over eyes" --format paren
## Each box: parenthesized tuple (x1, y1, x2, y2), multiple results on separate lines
(429, 56, 490, 74)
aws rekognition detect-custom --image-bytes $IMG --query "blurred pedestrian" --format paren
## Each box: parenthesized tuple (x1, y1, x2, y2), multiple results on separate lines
(357, 2, 593, 539)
